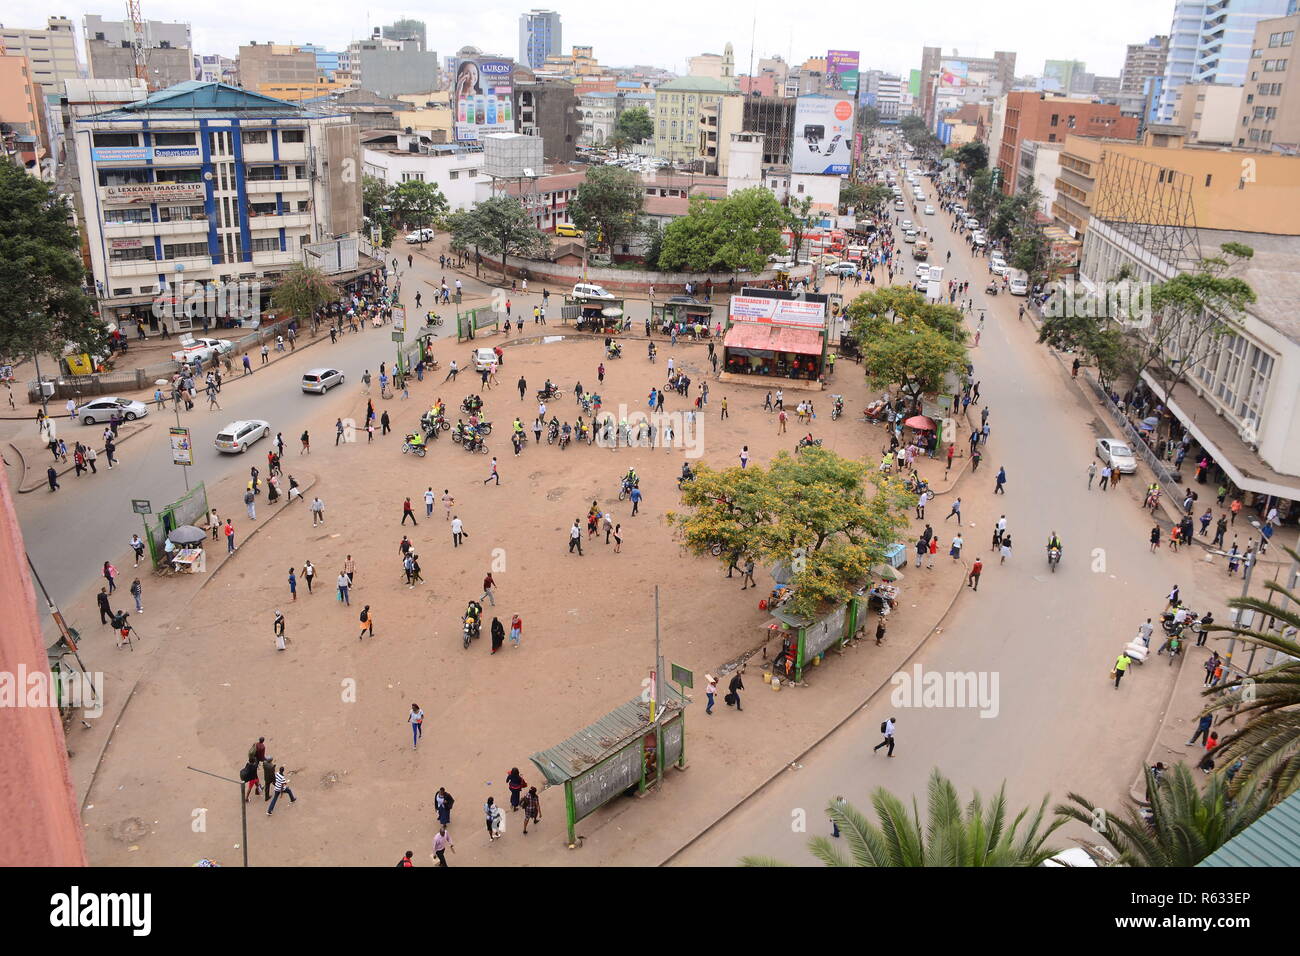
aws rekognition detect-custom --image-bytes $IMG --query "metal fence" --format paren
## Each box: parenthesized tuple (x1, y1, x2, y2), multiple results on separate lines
(1084, 372, 1181, 492)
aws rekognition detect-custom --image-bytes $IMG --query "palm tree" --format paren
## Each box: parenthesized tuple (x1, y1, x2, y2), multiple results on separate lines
(1056, 764, 1274, 866)
(1202, 543, 1300, 800)
(742, 769, 1064, 866)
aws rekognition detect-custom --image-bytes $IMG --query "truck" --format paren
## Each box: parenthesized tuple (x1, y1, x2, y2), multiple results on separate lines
(172, 336, 234, 366)
(913, 239, 930, 261)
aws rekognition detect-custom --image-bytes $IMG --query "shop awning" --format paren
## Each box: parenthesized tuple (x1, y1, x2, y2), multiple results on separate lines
(724, 323, 823, 356)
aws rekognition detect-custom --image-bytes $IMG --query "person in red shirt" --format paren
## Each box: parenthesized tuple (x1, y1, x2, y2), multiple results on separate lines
(402, 496, 418, 526)
(396, 850, 414, 867)
(481, 572, 496, 606)
(224, 520, 236, 553)
(967, 558, 984, 591)
(1199, 732, 1220, 772)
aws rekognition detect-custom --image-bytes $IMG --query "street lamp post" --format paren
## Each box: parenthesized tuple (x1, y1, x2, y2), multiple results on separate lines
(186, 765, 249, 867)
(1224, 518, 1264, 672)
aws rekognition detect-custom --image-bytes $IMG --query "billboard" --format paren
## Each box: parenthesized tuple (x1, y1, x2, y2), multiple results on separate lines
(826, 50, 859, 95)
(792, 96, 855, 175)
(939, 60, 969, 88)
(453, 58, 515, 142)
(728, 295, 827, 329)
(103, 182, 206, 204)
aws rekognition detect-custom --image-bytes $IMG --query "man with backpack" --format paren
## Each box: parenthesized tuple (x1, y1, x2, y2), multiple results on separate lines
(873, 717, 897, 756)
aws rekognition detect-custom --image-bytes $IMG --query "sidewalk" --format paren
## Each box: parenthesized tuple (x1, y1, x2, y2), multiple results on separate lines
(8, 420, 152, 493)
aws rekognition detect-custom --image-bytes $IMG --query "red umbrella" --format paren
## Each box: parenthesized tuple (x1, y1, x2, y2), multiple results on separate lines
(904, 415, 935, 430)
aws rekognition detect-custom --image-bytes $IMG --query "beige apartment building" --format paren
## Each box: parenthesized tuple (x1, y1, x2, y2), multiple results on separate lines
(1170, 82, 1243, 144)
(653, 76, 738, 166)
(237, 43, 317, 92)
(1238, 13, 1299, 150)
(0, 16, 80, 98)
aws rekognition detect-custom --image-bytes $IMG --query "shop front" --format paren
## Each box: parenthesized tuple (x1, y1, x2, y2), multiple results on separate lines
(722, 322, 826, 381)
(565, 295, 627, 332)
(652, 299, 716, 337)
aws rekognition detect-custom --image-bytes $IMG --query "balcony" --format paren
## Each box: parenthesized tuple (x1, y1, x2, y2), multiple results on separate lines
(105, 218, 209, 240)
(244, 177, 310, 196)
(247, 211, 313, 231)
(108, 254, 212, 279)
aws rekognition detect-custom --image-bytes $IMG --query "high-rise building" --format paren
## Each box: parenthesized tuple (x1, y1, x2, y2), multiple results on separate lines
(237, 42, 317, 92)
(518, 9, 562, 71)
(1121, 35, 1169, 94)
(382, 19, 427, 53)
(1171, 81, 1243, 142)
(0, 54, 48, 171)
(0, 16, 81, 98)
(653, 76, 738, 165)
(860, 70, 904, 120)
(1044, 59, 1087, 94)
(919, 47, 1017, 126)
(1156, 0, 1292, 123)
(84, 15, 195, 89)
(1238, 12, 1300, 148)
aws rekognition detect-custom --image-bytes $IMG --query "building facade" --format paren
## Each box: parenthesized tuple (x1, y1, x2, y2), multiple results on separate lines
(742, 95, 796, 165)
(238, 43, 317, 92)
(1156, 0, 1293, 122)
(73, 81, 362, 335)
(1171, 81, 1244, 142)
(0, 16, 80, 98)
(519, 9, 562, 71)
(653, 76, 737, 165)
(995, 91, 1139, 193)
(0, 55, 47, 172)
(362, 131, 485, 210)
(381, 19, 427, 52)
(1239, 12, 1300, 149)
(920, 46, 1017, 126)
(514, 78, 578, 163)
(1122, 35, 1170, 95)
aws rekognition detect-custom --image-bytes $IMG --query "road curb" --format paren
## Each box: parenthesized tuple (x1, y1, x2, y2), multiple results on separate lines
(12, 421, 154, 494)
(659, 562, 970, 865)
(199, 471, 321, 590)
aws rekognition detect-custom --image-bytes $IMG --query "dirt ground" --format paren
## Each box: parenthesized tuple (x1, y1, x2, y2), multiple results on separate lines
(77, 328, 960, 866)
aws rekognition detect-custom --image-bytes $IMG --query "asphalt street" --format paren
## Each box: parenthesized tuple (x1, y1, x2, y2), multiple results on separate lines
(671, 161, 1181, 866)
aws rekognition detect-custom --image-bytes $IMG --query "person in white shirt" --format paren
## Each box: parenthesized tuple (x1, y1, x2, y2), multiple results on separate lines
(424, 487, 435, 518)
(1137, 618, 1154, 647)
(873, 717, 896, 756)
(916, 490, 929, 519)
(451, 516, 466, 547)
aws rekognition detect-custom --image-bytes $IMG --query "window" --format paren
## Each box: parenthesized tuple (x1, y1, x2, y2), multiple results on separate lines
(1067, 114, 1076, 129)
(1240, 345, 1274, 428)
(248, 201, 277, 217)
(1269, 34, 1281, 48)
(1284, 31, 1295, 47)
(109, 246, 155, 262)
(296, 200, 308, 212)
(104, 207, 152, 223)
(1049, 113, 1059, 127)
(1205, 174, 1212, 187)
(164, 242, 208, 260)
(796, 183, 805, 194)
(245, 166, 277, 181)
(97, 168, 152, 186)
(468, 169, 478, 177)
(164, 169, 203, 183)
(241, 130, 269, 144)
(294, 164, 306, 179)
(94, 132, 137, 148)
(152, 132, 195, 146)
(250, 237, 280, 252)
(400, 171, 424, 182)
(449, 170, 459, 180)
(158, 205, 206, 222)
(280, 129, 305, 144)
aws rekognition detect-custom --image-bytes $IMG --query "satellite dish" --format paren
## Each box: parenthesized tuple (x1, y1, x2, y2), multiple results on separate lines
(522, 167, 535, 178)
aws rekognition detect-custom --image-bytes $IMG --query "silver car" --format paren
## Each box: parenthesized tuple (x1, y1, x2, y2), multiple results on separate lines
(301, 368, 345, 393)
(1096, 438, 1137, 474)
(214, 419, 271, 454)
(75, 396, 148, 425)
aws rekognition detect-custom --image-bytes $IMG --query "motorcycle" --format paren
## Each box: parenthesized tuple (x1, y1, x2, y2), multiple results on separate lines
(547, 418, 561, 444)
(618, 475, 640, 501)
(401, 437, 427, 458)
(537, 385, 564, 401)
(462, 614, 481, 649)
(831, 396, 844, 421)
(985, 282, 998, 296)
(606, 343, 623, 359)
(1047, 546, 1061, 572)
(558, 429, 571, 450)
(678, 471, 696, 490)
(796, 436, 823, 453)
(1161, 608, 1198, 636)
(425, 311, 444, 327)
(461, 396, 483, 415)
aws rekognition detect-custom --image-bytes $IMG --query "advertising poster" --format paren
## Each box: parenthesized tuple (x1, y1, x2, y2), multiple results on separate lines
(169, 427, 193, 466)
(728, 295, 826, 328)
(453, 58, 515, 142)
(826, 50, 860, 95)
(792, 96, 856, 176)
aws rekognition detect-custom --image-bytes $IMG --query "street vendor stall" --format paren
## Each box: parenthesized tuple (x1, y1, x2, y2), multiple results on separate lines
(652, 297, 715, 338)
(566, 295, 627, 332)
(722, 323, 826, 380)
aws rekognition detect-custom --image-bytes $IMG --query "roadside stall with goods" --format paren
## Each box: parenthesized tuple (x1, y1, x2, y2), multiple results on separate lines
(652, 297, 716, 338)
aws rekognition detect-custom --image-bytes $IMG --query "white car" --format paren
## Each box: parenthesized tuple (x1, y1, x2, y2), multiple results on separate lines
(915, 263, 932, 279)
(75, 396, 148, 425)
(826, 261, 859, 277)
(171, 336, 233, 366)
(990, 259, 1010, 276)
(1096, 438, 1138, 474)
(214, 419, 271, 454)
(572, 282, 616, 300)
(964, 217, 980, 230)
(1008, 274, 1029, 295)
(972, 233, 987, 247)
(903, 229, 918, 243)
(301, 368, 345, 393)
(893, 199, 905, 210)
(405, 228, 435, 244)
(900, 219, 913, 229)
(472, 347, 498, 371)
(924, 205, 935, 215)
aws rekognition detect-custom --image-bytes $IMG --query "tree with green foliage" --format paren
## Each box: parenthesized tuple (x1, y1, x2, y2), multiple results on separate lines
(784, 195, 815, 264)
(1036, 312, 1134, 390)
(608, 132, 630, 157)
(615, 105, 654, 144)
(389, 180, 449, 236)
(447, 196, 550, 278)
(271, 263, 338, 324)
(657, 187, 787, 273)
(743, 769, 1064, 866)
(1200, 543, 1300, 800)
(0, 162, 105, 365)
(1056, 764, 1275, 866)
(362, 175, 396, 245)
(847, 287, 967, 341)
(569, 164, 644, 256)
(954, 141, 988, 175)
(966, 169, 997, 223)
(858, 320, 968, 406)
(668, 448, 912, 619)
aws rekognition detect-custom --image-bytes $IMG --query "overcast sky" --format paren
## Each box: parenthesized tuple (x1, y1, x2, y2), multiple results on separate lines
(23, 0, 1174, 77)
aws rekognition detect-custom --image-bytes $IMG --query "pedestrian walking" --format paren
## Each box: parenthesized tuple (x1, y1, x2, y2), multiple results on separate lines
(485, 797, 503, 842)
(1099, 465, 1111, 490)
(740, 445, 750, 468)
(300, 430, 310, 454)
(613, 523, 622, 552)
(1186, 713, 1214, 748)
(288, 568, 297, 601)
(442, 489, 454, 520)
(994, 467, 1006, 494)
(967, 558, 983, 591)
(451, 515, 466, 547)
(432, 826, 454, 866)
(1087, 461, 1097, 488)
(266, 767, 297, 815)
(873, 717, 897, 756)
(740, 557, 757, 589)
(484, 456, 500, 485)
(337, 571, 351, 605)
(358, 605, 373, 640)
(569, 518, 584, 555)
(402, 496, 418, 525)
(945, 497, 962, 525)
(727, 671, 745, 711)
(1113, 651, 1132, 688)
(435, 787, 455, 826)
(129, 577, 143, 613)
(630, 485, 642, 515)
(521, 786, 541, 834)
(424, 487, 435, 518)
(408, 703, 424, 749)
(705, 674, 718, 715)
(950, 533, 964, 560)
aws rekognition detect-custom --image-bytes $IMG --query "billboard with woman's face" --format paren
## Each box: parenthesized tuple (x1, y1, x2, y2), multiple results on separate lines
(453, 58, 515, 142)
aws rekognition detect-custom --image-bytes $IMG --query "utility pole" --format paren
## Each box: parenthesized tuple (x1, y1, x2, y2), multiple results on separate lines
(1224, 518, 1264, 672)
(186, 766, 249, 866)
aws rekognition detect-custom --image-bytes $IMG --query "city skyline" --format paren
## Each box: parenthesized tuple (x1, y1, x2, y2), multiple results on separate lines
(12, 0, 1174, 79)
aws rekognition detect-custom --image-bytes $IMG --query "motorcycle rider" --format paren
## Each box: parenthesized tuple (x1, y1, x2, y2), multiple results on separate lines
(1047, 531, 1063, 554)
(679, 462, 695, 486)
(405, 431, 425, 452)
(464, 599, 483, 632)
(560, 421, 572, 446)
(622, 467, 639, 492)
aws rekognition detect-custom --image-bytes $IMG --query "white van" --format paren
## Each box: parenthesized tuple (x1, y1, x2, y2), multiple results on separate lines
(572, 282, 616, 300)
(1008, 270, 1029, 296)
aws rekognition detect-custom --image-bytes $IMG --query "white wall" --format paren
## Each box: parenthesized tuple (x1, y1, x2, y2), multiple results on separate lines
(789, 173, 840, 211)
(363, 148, 486, 210)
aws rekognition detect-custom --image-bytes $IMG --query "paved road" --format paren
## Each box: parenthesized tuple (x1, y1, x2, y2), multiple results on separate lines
(671, 161, 1180, 866)
(12, 251, 500, 613)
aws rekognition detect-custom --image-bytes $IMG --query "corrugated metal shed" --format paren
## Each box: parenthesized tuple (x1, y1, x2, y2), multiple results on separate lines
(1198, 790, 1300, 867)
(530, 685, 688, 785)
